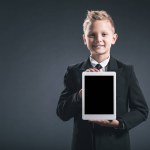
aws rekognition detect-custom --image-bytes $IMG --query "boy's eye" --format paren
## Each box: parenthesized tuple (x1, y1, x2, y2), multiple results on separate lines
(102, 33, 107, 37)
(88, 33, 95, 37)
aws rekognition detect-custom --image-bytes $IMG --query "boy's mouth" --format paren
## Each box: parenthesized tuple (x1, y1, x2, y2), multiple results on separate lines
(93, 45, 104, 48)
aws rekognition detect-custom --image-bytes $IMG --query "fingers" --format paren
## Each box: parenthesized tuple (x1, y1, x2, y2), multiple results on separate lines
(89, 120, 110, 126)
(95, 120, 110, 124)
(89, 119, 119, 127)
(109, 119, 119, 127)
(96, 120, 112, 127)
(79, 89, 82, 98)
(85, 68, 99, 72)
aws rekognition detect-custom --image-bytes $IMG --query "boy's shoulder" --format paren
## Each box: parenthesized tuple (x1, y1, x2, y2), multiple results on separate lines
(115, 58, 133, 69)
(114, 58, 134, 75)
(67, 59, 88, 70)
(68, 61, 85, 69)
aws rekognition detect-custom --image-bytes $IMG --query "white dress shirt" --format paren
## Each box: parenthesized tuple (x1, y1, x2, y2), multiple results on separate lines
(90, 56, 110, 72)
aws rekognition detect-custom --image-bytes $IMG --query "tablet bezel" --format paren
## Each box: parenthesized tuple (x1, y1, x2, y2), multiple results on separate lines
(82, 71, 116, 120)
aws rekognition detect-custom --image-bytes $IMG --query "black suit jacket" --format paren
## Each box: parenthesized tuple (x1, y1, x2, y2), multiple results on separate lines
(57, 56, 149, 150)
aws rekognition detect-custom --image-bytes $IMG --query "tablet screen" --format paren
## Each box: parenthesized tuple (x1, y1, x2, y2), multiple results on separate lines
(82, 72, 116, 120)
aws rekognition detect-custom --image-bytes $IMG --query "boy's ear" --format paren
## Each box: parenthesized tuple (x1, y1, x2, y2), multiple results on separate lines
(83, 34, 87, 45)
(112, 33, 118, 45)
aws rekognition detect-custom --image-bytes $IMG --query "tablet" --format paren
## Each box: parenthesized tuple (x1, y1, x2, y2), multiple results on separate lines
(82, 71, 116, 120)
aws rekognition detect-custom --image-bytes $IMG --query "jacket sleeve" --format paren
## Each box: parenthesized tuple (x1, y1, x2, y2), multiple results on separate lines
(119, 66, 149, 130)
(56, 66, 82, 121)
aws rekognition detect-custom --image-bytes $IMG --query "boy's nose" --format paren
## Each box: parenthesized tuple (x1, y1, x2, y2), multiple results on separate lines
(95, 35, 102, 42)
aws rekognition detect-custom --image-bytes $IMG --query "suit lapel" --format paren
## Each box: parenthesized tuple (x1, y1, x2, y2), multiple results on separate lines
(80, 57, 93, 71)
(107, 56, 118, 71)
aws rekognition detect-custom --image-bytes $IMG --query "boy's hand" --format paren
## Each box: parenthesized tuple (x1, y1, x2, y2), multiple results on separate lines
(85, 68, 100, 72)
(89, 119, 119, 128)
(79, 89, 82, 98)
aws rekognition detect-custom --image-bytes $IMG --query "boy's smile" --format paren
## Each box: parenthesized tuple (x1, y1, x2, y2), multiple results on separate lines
(83, 20, 118, 61)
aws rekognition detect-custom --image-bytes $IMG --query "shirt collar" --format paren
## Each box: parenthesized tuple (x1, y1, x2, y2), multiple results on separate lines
(90, 55, 110, 68)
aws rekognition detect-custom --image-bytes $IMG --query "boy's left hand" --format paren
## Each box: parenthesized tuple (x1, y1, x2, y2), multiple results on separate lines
(89, 119, 119, 128)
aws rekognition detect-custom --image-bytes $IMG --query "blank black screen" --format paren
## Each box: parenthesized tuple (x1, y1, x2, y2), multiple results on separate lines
(85, 76, 114, 114)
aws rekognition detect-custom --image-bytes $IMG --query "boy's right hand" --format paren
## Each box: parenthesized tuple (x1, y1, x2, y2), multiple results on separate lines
(85, 68, 100, 72)
(79, 89, 82, 98)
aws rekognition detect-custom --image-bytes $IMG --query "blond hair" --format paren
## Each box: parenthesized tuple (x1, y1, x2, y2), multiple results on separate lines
(83, 10, 115, 33)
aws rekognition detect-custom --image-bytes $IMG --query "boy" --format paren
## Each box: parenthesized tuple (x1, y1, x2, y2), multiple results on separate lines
(56, 10, 149, 150)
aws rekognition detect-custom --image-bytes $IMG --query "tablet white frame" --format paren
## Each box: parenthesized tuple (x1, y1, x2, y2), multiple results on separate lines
(82, 71, 116, 120)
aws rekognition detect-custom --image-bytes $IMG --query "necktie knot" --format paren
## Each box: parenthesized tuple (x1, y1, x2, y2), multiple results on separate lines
(95, 64, 102, 70)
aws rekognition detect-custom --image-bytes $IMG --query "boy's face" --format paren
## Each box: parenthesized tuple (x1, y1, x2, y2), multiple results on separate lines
(83, 20, 118, 58)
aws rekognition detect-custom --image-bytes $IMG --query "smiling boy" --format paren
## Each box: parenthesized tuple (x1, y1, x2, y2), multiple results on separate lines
(57, 10, 149, 150)
(83, 12, 117, 63)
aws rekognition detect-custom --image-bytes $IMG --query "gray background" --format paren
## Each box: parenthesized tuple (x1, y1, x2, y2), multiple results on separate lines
(0, 0, 150, 150)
